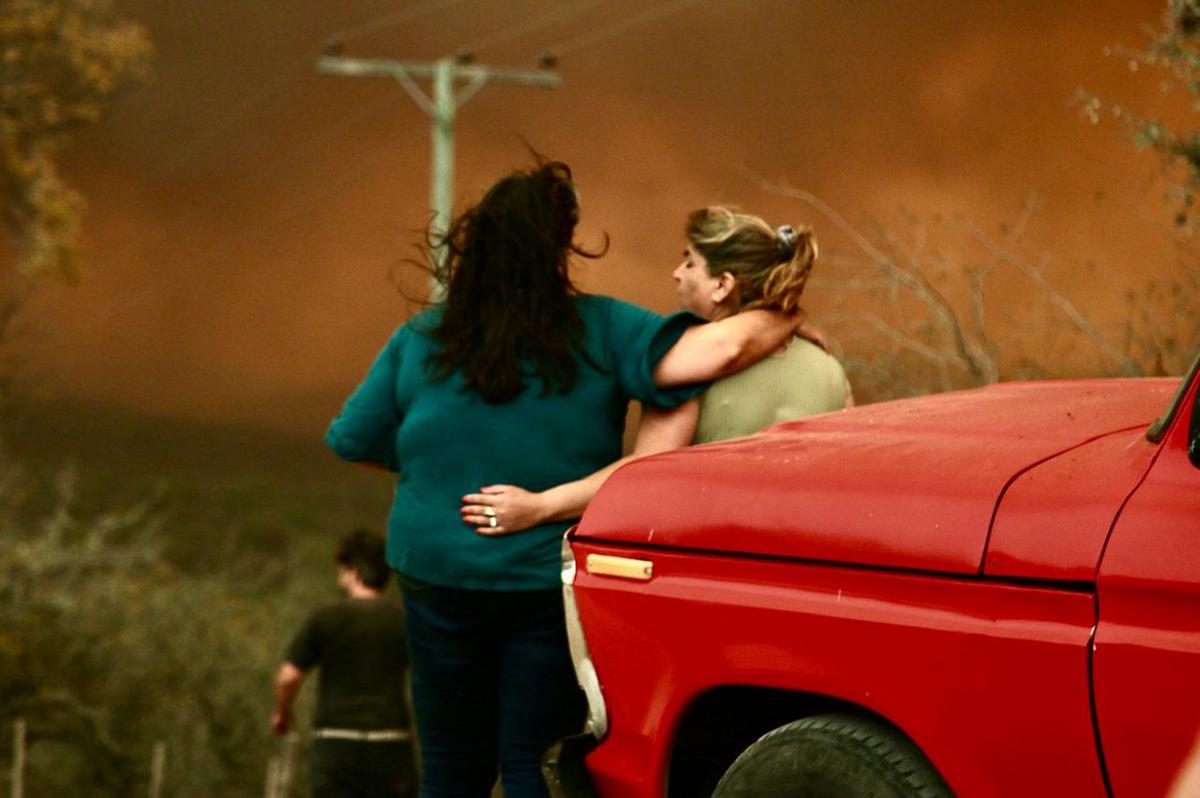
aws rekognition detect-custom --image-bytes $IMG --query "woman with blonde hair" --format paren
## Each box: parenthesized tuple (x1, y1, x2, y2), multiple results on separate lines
(673, 205, 851, 442)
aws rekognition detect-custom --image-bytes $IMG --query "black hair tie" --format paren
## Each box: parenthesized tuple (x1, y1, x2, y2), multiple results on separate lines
(776, 225, 798, 260)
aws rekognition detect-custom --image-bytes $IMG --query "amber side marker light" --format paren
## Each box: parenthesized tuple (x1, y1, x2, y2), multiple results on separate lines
(586, 554, 654, 581)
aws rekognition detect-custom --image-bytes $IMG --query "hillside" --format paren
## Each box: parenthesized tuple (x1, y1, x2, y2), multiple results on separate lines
(9, 397, 345, 481)
(5, 398, 396, 573)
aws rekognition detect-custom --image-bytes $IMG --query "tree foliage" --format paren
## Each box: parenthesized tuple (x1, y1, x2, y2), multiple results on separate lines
(0, 0, 149, 280)
(1080, 0, 1200, 231)
(1072, 0, 1200, 370)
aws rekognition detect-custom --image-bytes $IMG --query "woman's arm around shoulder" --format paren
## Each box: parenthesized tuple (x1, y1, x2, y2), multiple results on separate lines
(653, 309, 805, 387)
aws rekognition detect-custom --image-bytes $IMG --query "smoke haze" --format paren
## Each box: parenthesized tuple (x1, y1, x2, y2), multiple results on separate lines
(13, 0, 1179, 434)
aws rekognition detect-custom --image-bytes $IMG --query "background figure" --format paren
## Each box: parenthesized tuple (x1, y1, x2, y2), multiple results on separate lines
(675, 206, 853, 443)
(271, 529, 415, 798)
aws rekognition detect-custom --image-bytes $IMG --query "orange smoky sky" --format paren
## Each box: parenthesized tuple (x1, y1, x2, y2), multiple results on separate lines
(12, 0, 1179, 436)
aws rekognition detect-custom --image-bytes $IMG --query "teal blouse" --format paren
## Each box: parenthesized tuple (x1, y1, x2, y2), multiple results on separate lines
(326, 294, 703, 591)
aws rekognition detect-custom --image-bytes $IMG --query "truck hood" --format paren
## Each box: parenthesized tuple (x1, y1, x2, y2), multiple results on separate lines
(576, 379, 1175, 575)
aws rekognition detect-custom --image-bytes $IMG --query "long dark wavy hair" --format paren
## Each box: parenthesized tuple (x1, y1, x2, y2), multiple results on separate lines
(425, 159, 607, 404)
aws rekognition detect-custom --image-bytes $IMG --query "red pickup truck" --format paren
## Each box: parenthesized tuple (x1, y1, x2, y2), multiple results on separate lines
(548, 356, 1200, 798)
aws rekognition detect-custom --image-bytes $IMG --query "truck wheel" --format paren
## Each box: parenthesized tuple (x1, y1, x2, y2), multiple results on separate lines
(711, 713, 952, 798)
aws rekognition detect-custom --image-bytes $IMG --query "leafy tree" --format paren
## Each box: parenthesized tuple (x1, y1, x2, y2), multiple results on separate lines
(1074, 0, 1200, 369)
(0, 0, 149, 436)
(1080, 1, 1200, 230)
(0, 0, 150, 281)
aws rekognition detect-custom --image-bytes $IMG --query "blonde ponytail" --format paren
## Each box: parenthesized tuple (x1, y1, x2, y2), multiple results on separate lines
(757, 226, 816, 314)
(685, 206, 817, 314)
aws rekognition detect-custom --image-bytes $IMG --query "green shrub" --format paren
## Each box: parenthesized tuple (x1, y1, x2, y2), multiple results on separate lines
(0, 457, 356, 796)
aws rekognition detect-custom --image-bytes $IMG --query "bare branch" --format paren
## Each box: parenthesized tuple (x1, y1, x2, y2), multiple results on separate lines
(749, 171, 1000, 385)
(743, 172, 895, 266)
(959, 220, 1143, 376)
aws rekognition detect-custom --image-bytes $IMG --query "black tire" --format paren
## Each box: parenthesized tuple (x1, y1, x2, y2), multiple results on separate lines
(710, 713, 953, 798)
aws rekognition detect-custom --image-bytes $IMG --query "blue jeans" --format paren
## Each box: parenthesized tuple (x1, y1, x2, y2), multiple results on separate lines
(401, 582, 586, 798)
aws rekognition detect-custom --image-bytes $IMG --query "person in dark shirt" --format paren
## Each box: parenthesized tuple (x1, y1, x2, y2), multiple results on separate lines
(271, 529, 414, 798)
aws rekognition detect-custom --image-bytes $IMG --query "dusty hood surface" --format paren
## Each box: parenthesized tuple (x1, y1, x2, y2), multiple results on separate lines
(577, 379, 1175, 575)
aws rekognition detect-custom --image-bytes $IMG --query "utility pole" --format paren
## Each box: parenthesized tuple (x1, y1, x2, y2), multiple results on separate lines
(317, 51, 561, 286)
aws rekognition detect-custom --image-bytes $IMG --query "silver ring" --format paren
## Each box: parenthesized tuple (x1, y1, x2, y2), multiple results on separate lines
(483, 507, 497, 518)
(488, 516, 498, 528)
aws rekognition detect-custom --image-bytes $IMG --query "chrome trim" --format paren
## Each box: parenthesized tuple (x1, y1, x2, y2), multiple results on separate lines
(561, 531, 608, 738)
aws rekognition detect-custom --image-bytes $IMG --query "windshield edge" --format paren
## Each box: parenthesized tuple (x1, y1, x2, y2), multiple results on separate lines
(1146, 350, 1200, 443)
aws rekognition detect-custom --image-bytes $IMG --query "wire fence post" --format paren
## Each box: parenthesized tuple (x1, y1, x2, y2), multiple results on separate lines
(277, 733, 298, 798)
(9, 715, 25, 796)
(10, 718, 25, 798)
(148, 741, 166, 798)
(264, 756, 280, 798)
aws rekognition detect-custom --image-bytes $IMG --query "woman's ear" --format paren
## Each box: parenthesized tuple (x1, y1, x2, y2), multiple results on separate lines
(711, 271, 736, 304)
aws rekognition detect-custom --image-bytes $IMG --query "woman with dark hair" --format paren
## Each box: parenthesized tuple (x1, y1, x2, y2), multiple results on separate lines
(326, 160, 799, 798)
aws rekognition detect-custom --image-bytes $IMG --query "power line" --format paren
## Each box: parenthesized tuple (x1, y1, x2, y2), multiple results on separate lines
(185, 2, 469, 184)
(466, 0, 602, 54)
(550, 0, 708, 55)
(164, 0, 469, 185)
(324, 0, 470, 48)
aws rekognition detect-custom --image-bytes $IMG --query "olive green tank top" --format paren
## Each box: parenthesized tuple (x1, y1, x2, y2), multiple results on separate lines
(693, 337, 852, 444)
